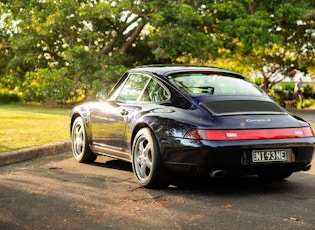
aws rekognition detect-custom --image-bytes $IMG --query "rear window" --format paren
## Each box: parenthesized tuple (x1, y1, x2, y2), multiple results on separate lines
(168, 73, 265, 96)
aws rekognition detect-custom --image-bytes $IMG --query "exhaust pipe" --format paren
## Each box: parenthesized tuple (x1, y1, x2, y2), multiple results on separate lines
(209, 169, 226, 178)
(302, 164, 311, 171)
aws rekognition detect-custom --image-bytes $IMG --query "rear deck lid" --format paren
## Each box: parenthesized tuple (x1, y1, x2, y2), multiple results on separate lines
(199, 97, 302, 129)
(200, 97, 286, 116)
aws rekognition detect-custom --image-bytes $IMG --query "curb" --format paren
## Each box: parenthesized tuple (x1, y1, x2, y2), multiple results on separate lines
(0, 141, 71, 166)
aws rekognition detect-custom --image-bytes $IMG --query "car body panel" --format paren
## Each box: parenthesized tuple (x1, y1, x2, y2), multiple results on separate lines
(70, 65, 315, 177)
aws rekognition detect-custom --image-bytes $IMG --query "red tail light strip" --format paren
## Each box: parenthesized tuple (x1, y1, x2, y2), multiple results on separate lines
(184, 127, 314, 140)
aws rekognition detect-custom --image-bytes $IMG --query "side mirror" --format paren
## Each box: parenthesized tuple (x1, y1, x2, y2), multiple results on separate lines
(96, 90, 108, 101)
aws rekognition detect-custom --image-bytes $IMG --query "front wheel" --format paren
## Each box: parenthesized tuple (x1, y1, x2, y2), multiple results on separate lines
(132, 128, 168, 188)
(71, 117, 97, 163)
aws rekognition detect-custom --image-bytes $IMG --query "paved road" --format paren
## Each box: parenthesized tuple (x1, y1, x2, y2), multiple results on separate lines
(1, 153, 315, 230)
(288, 109, 315, 126)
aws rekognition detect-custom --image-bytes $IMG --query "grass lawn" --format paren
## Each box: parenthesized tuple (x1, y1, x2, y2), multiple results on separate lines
(0, 104, 70, 153)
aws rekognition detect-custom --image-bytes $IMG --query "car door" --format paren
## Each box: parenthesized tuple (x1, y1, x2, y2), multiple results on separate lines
(90, 100, 126, 151)
(90, 73, 151, 156)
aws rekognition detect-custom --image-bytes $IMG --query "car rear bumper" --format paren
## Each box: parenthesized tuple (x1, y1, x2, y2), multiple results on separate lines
(161, 137, 315, 175)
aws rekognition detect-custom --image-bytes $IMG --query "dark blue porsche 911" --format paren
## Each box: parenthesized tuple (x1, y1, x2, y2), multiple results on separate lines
(70, 65, 315, 188)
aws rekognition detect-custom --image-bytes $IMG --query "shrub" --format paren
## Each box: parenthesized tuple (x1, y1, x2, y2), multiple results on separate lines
(296, 98, 315, 109)
(0, 89, 20, 103)
(303, 84, 315, 99)
(270, 82, 315, 108)
(20, 68, 78, 104)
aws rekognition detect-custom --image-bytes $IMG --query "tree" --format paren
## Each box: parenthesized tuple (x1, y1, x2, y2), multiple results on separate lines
(1, 0, 314, 103)
(0, 0, 157, 100)
(249, 2, 315, 91)
(207, 1, 315, 91)
(148, 1, 315, 91)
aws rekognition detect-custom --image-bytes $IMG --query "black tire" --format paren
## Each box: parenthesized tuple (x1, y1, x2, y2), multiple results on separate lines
(71, 117, 97, 163)
(132, 128, 168, 188)
(258, 172, 292, 181)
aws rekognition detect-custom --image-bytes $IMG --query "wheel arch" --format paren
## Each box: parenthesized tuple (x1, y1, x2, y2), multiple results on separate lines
(131, 123, 150, 148)
(130, 121, 162, 152)
(70, 112, 92, 143)
(70, 113, 80, 133)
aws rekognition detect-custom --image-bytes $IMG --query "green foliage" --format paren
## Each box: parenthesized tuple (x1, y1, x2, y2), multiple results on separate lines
(148, 1, 224, 62)
(268, 88, 285, 107)
(0, 0, 315, 103)
(303, 84, 314, 94)
(296, 98, 315, 109)
(90, 65, 128, 99)
(0, 89, 20, 104)
(269, 82, 315, 108)
(280, 82, 295, 91)
(211, 1, 315, 90)
(20, 68, 76, 104)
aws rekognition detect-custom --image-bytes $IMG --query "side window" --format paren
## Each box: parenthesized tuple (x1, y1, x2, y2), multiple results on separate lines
(112, 74, 150, 101)
(140, 79, 170, 102)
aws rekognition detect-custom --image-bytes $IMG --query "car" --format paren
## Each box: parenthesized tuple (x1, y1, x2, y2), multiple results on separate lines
(70, 65, 315, 188)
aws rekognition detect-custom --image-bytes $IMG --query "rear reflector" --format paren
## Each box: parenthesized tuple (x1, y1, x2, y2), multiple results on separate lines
(184, 127, 314, 140)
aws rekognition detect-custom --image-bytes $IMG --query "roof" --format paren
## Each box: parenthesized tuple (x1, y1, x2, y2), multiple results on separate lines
(130, 65, 244, 78)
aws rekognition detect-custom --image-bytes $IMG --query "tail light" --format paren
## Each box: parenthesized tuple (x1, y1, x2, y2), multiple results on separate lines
(184, 127, 314, 141)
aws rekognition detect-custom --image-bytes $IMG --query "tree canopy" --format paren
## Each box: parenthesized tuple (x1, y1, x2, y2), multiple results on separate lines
(0, 0, 314, 103)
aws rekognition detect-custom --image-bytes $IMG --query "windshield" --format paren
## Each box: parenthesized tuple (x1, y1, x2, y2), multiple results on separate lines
(168, 73, 265, 96)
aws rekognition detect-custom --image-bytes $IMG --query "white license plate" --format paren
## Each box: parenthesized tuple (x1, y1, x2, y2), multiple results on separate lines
(252, 149, 287, 163)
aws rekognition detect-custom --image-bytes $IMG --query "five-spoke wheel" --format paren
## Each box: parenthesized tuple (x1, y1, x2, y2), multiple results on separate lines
(132, 128, 168, 188)
(71, 117, 96, 163)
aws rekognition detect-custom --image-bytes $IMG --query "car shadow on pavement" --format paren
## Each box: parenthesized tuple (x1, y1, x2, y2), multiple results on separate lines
(86, 157, 315, 196)
(90, 158, 133, 172)
(167, 173, 292, 194)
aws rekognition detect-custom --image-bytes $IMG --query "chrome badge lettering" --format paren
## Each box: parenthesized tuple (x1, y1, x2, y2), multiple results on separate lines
(246, 119, 271, 123)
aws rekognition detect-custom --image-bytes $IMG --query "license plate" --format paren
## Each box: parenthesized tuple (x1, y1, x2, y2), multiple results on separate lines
(252, 149, 287, 163)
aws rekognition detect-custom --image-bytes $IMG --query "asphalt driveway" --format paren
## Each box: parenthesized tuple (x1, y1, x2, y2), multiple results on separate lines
(1, 153, 315, 230)
(288, 109, 315, 126)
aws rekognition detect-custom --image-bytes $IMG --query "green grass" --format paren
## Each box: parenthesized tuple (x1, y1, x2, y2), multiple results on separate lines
(0, 104, 70, 153)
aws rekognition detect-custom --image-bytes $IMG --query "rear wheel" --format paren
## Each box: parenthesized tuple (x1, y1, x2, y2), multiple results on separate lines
(132, 128, 168, 188)
(258, 172, 292, 181)
(71, 117, 97, 163)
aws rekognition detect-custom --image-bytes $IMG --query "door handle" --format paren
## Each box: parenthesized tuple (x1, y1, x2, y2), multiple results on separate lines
(120, 109, 128, 116)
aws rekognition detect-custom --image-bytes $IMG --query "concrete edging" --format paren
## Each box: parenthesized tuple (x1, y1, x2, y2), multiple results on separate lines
(0, 141, 71, 166)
